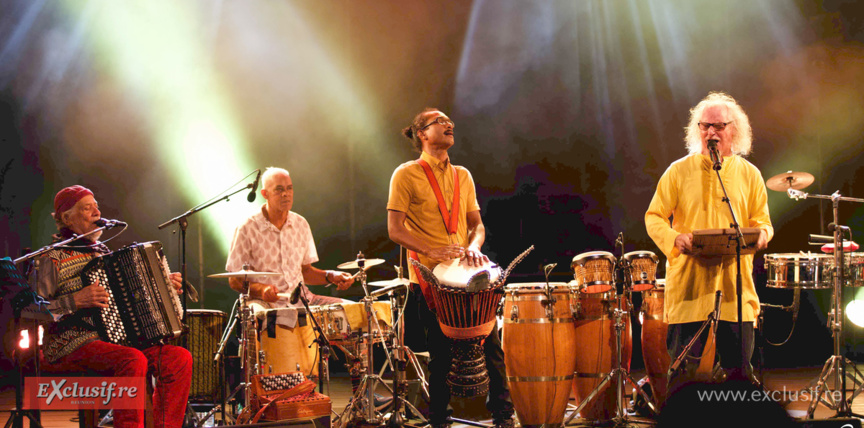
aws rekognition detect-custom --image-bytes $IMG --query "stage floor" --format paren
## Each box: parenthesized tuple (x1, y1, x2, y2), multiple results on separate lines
(2, 366, 864, 427)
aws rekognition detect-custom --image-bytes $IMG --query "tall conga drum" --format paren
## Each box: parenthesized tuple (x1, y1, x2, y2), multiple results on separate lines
(640, 280, 716, 406)
(503, 283, 576, 427)
(571, 291, 632, 421)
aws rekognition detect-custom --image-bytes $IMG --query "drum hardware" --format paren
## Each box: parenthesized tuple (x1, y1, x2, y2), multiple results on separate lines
(285, 282, 334, 397)
(373, 263, 429, 428)
(564, 235, 656, 425)
(335, 252, 396, 427)
(782, 186, 864, 418)
(207, 265, 259, 423)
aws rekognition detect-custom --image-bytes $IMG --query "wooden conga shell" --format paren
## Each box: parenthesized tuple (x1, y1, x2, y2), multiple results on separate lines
(571, 292, 632, 421)
(640, 285, 716, 407)
(503, 283, 576, 428)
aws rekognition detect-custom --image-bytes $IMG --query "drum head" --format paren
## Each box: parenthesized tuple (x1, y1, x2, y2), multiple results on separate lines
(572, 251, 616, 266)
(623, 251, 659, 263)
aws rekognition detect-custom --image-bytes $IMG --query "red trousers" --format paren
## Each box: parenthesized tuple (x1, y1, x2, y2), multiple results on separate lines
(43, 340, 192, 428)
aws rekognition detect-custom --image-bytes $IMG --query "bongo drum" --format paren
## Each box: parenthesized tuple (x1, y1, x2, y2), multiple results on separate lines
(503, 283, 576, 427)
(622, 251, 659, 292)
(571, 291, 631, 421)
(571, 251, 616, 294)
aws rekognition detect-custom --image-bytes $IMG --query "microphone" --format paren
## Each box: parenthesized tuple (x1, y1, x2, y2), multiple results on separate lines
(95, 218, 127, 228)
(543, 263, 557, 279)
(712, 290, 722, 321)
(247, 169, 262, 203)
(289, 283, 303, 304)
(707, 139, 722, 171)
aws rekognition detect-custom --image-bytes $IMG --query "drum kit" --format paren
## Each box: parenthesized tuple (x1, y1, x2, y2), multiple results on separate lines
(204, 254, 431, 427)
(763, 170, 864, 418)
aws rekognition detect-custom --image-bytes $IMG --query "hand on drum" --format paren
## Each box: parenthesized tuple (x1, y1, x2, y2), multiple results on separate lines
(426, 244, 466, 263)
(462, 244, 489, 267)
(330, 271, 354, 290)
(169, 272, 184, 293)
(674, 233, 694, 255)
(74, 280, 110, 309)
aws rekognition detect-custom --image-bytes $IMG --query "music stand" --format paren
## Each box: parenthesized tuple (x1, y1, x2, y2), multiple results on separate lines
(691, 228, 762, 256)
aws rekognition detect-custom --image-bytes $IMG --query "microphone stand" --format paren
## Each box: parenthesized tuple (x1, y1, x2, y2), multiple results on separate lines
(158, 173, 259, 317)
(291, 282, 332, 395)
(708, 144, 748, 378)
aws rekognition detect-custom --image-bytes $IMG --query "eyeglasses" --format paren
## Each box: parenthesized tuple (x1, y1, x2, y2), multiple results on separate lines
(419, 117, 455, 131)
(698, 121, 733, 132)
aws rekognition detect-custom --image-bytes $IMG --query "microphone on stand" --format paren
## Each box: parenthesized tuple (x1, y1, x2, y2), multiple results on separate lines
(247, 169, 262, 203)
(290, 283, 304, 305)
(712, 289, 722, 321)
(707, 139, 722, 171)
(95, 218, 127, 228)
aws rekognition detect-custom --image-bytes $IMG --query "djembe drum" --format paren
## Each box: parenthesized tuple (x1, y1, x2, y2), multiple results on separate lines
(411, 246, 534, 397)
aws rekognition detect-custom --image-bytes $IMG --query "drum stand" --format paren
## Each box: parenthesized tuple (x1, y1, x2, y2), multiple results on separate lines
(564, 262, 656, 426)
(378, 278, 429, 427)
(787, 189, 864, 418)
(335, 256, 395, 428)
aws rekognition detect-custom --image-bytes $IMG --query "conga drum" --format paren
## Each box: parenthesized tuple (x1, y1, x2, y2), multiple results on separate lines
(255, 307, 319, 377)
(571, 291, 632, 421)
(503, 283, 577, 428)
(640, 280, 716, 406)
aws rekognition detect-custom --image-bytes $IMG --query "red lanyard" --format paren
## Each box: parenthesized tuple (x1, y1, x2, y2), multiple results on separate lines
(416, 159, 460, 235)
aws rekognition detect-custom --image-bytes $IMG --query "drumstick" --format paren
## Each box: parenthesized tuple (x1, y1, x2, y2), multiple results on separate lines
(324, 268, 366, 287)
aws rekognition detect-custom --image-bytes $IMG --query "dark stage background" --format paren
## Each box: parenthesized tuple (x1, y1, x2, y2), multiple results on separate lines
(3, 0, 864, 372)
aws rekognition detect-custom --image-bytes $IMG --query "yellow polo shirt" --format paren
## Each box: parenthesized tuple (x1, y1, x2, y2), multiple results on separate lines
(645, 154, 773, 324)
(387, 151, 481, 282)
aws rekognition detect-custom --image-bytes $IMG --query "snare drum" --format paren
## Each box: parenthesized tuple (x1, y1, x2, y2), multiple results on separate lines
(622, 251, 659, 292)
(765, 253, 833, 289)
(571, 251, 616, 293)
(313, 301, 392, 344)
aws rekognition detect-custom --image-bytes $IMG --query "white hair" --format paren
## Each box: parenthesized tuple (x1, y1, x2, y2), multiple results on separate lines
(261, 167, 290, 190)
(684, 92, 753, 156)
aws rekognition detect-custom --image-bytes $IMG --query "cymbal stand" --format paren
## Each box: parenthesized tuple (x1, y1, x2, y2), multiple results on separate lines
(564, 242, 656, 425)
(211, 272, 256, 422)
(787, 189, 864, 418)
(336, 253, 394, 427)
(380, 270, 428, 427)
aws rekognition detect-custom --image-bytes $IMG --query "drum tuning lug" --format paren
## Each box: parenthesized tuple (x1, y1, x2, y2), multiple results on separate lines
(510, 304, 519, 321)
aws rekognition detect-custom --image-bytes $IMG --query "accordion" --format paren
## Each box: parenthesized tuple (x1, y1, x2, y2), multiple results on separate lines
(80, 241, 184, 349)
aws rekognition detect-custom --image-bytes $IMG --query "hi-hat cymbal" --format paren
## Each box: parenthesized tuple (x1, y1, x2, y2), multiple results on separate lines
(337, 258, 385, 270)
(208, 270, 281, 279)
(766, 171, 814, 192)
(368, 278, 411, 287)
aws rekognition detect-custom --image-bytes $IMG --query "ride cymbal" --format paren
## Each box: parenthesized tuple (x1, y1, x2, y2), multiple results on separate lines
(337, 258, 385, 270)
(766, 171, 814, 192)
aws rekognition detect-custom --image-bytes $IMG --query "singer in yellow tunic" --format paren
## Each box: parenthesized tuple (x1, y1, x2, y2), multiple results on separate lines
(645, 92, 773, 385)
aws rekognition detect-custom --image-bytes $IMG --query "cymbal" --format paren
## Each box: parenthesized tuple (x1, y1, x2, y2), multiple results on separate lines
(337, 258, 385, 270)
(368, 278, 411, 287)
(766, 171, 814, 192)
(208, 270, 281, 279)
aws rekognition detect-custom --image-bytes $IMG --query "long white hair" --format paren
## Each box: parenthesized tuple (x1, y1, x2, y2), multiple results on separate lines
(684, 92, 753, 156)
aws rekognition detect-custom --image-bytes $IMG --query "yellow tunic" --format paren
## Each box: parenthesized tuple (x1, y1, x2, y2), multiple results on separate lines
(387, 151, 481, 282)
(645, 154, 773, 324)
